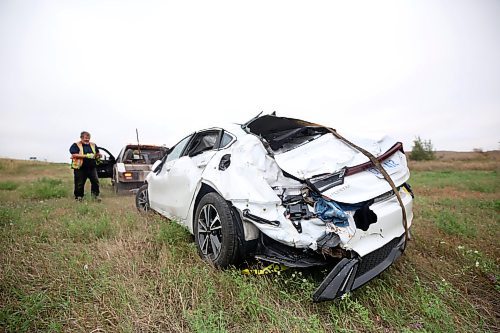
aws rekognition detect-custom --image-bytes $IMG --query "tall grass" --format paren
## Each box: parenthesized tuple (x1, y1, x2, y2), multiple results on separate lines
(21, 178, 68, 200)
(0, 157, 499, 332)
(0, 181, 19, 191)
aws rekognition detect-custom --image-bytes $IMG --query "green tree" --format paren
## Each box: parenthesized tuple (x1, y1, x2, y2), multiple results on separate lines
(410, 136, 436, 161)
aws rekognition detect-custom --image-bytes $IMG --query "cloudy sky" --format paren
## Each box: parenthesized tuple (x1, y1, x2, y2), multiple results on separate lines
(1, 0, 499, 162)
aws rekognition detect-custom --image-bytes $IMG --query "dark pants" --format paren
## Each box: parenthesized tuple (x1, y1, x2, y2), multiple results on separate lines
(73, 168, 100, 199)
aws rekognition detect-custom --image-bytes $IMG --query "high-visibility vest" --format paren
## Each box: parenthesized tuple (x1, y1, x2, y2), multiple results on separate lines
(71, 142, 97, 169)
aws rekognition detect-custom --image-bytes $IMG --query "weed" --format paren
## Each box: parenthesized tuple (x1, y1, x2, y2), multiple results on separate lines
(21, 178, 68, 200)
(412, 276, 454, 332)
(64, 214, 114, 242)
(0, 157, 498, 332)
(434, 210, 476, 237)
(0, 181, 19, 191)
(156, 219, 191, 245)
(457, 246, 499, 288)
(186, 309, 227, 333)
(411, 170, 498, 193)
(336, 293, 375, 331)
(75, 202, 100, 217)
(277, 269, 318, 302)
(184, 277, 227, 333)
(0, 290, 60, 333)
(0, 205, 20, 227)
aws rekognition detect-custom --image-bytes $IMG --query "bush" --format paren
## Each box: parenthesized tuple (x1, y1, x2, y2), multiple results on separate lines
(410, 136, 436, 161)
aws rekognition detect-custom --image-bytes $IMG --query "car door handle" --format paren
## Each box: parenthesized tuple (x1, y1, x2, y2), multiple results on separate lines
(197, 163, 207, 168)
(165, 168, 171, 172)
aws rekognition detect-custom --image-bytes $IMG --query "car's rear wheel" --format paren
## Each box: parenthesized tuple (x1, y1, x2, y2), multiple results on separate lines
(194, 192, 239, 268)
(135, 184, 149, 212)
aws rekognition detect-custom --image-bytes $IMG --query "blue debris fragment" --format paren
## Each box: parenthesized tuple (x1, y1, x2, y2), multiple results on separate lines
(314, 198, 350, 227)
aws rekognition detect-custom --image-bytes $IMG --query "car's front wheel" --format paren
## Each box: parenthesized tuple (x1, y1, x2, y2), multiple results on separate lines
(135, 184, 149, 212)
(194, 192, 240, 268)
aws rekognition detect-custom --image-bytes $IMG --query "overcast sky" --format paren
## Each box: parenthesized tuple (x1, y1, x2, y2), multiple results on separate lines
(1, 0, 499, 162)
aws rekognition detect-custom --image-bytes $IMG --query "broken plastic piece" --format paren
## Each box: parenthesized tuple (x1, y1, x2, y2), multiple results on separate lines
(316, 233, 341, 249)
(243, 209, 280, 227)
(307, 170, 345, 193)
(313, 234, 406, 302)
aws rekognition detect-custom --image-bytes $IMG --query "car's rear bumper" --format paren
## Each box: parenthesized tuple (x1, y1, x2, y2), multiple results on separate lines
(313, 233, 406, 302)
(115, 181, 145, 191)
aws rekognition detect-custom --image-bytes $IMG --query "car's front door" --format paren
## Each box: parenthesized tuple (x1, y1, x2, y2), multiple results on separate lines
(150, 130, 221, 222)
(96, 147, 116, 178)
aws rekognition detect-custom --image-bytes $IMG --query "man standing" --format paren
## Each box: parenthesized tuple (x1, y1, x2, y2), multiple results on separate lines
(70, 131, 102, 201)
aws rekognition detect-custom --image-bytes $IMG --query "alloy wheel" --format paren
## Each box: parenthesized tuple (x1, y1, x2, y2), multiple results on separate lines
(197, 204, 223, 259)
(137, 188, 149, 211)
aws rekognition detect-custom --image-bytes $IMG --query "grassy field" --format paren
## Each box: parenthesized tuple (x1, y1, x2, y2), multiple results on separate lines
(0, 153, 498, 332)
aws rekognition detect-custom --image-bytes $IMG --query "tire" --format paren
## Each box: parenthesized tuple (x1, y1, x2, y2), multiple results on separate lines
(135, 184, 149, 212)
(194, 192, 240, 268)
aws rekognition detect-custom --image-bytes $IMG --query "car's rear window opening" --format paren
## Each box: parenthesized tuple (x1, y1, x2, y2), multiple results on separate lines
(244, 115, 330, 152)
(123, 148, 166, 164)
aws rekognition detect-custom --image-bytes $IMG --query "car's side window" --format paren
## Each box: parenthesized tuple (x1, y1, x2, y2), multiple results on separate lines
(166, 135, 193, 163)
(219, 132, 235, 149)
(186, 131, 220, 157)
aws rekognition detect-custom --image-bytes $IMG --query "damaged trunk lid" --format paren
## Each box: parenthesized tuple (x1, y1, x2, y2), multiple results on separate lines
(244, 115, 410, 203)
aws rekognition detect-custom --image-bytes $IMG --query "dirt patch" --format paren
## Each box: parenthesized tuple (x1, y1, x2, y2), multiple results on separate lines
(415, 186, 500, 200)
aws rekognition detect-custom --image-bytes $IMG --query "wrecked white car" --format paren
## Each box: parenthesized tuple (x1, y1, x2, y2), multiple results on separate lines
(136, 114, 414, 301)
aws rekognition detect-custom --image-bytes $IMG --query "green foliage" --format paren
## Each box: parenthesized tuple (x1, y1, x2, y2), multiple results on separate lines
(418, 195, 498, 238)
(410, 136, 436, 161)
(434, 210, 476, 237)
(21, 178, 68, 200)
(156, 219, 191, 245)
(0, 206, 20, 227)
(411, 276, 454, 332)
(0, 181, 19, 191)
(457, 246, 499, 288)
(332, 293, 375, 331)
(185, 274, 228, 333)
(1, 158, 498, 332)
(64, 214, 114, 241)
(0, 291, 54, 332)
(411, 170, 498, 193)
